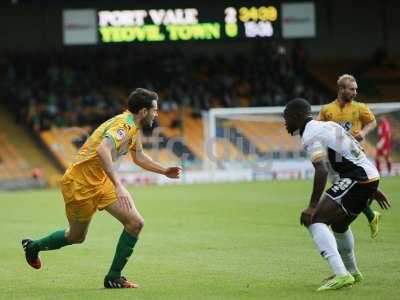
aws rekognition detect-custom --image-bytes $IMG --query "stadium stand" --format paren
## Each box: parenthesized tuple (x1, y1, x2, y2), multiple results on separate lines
(0, 104, 61, 186)
(3, 44, 323, 131)
(40, 127, 89, 170)
(224, 118, 301, 154)
(182, 110, 244, 161)
(4, 44, 389, 169)
(362, 66, 400, 101)
(0, 43, 330, 167)
(308, 48, 400, 103)
(0, 134, 31, 180)
(308, 59, 365, 97)
(157, 111, 181, 138)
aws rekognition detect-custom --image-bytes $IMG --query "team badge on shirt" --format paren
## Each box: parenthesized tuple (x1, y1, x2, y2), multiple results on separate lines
(116, 129, 126, 140)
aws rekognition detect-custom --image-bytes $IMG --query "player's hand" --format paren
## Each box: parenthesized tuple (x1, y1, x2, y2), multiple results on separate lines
(115, 183, 132, 211)
(373, 190, 391, 210)
(300, 206, 316, 227)
(354, 133, 364, 142)
(164, 166, 182, 179)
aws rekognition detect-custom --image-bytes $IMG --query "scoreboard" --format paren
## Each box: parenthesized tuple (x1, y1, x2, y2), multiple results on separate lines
(63, 2, 315, 45)
(98, 5, 279, 43)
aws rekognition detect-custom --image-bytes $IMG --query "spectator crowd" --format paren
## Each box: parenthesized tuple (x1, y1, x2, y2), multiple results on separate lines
(0, 42, 326, 131)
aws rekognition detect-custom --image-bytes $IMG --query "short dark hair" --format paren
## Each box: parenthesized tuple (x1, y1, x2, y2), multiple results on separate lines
(285, 98, 311, 114)
(128, 88, 158, 114)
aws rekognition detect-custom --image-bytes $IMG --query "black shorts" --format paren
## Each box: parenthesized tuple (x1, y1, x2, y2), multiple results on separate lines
(325, 178, 379, 216)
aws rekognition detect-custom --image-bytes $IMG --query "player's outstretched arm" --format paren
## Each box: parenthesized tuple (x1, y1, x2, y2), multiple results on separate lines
(132, 149, 181, 178)
(130, 136, 181, 179)
(372, 189, 391, 210)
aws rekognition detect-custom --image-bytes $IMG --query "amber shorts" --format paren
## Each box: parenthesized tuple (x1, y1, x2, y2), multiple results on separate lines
(61, 176, 118, 222)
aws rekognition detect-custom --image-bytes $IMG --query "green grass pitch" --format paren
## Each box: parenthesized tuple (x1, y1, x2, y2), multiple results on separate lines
(1, 177, 399, 300)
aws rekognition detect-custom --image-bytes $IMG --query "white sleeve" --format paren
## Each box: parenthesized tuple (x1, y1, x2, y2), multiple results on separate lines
(303, 136, 326, 162)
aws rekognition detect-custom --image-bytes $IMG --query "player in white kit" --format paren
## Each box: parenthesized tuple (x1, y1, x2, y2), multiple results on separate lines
(283, 98, 390, 292)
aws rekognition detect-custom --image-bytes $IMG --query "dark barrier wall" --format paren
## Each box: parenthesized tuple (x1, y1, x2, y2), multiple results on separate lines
(0, 3, 61, 50)
(0, 0, 399, 59)
(310, 0, 398, 59)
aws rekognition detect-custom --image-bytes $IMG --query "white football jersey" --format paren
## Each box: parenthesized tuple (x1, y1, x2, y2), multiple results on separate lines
(301, 120, 379, 182)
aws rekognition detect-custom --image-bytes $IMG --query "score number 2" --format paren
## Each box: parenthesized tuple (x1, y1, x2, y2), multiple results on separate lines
(224, 7, 237, 23)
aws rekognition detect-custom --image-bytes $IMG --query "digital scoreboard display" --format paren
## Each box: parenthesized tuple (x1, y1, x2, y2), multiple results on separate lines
(98, 5, 279, 43)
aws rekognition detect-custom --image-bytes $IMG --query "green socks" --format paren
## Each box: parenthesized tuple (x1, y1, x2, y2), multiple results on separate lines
(28, 229, 138, 279)
(107, 230, 138, 279)
(363, 206, 375, 223)
(31, 230, 71, 252)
